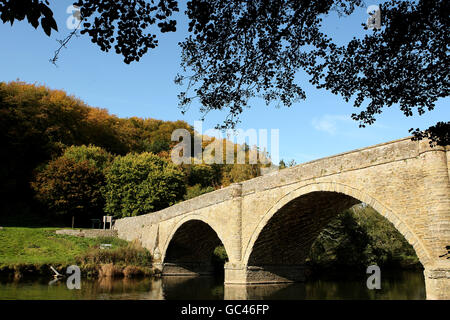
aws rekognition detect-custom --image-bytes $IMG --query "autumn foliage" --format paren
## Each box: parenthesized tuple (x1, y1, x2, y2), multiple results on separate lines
(0, 81, 266, 225)
(103, 153, 186, 218)
(31, 157, 105, 224)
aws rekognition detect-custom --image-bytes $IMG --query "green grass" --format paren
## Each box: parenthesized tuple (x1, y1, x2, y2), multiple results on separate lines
(0, 227, 128, 266)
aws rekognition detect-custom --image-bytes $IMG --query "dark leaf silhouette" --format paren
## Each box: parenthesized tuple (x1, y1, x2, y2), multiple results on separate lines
(1, 0, 448, 144)
(0, 0, 58, 35)
(73, 0, 179, 64)
(176, 0, 449, 144)
(410, 122, 450, 147)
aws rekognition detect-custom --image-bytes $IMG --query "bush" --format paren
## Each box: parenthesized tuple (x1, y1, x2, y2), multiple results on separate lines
(102, 152, 186, 218)
(76, 240, 152, 269)
(123, 265, 144, 278)
(99, 263, 122, 278)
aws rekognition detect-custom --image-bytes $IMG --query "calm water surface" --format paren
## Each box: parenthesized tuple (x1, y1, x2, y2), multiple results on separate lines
(0, 270, 425, 300)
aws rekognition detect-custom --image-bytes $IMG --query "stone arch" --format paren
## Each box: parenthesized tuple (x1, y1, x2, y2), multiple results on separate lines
(161, 215, 230, 275)
(242, 181, 431, 269)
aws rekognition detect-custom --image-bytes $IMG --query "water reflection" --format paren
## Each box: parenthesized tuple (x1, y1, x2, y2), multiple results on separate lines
(162, 276, 224, 300)
(0, 270, 425, 300)
(225, 271, 425, 300)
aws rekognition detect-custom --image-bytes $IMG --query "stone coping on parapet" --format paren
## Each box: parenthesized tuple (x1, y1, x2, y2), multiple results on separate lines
(240, 136, 427, 195)
(114, 185, 238, 227)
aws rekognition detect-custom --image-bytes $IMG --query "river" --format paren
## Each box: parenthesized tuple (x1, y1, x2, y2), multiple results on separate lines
(0, 270, 425, 300)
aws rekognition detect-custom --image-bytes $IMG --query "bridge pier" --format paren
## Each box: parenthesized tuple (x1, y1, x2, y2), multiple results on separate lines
(424, 265, 450, 300)
(224, 263, 306, 284)
(161, 262, 215, 276)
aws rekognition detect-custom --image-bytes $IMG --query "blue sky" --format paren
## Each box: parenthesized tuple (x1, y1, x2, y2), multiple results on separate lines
(0, 1, 448, 163)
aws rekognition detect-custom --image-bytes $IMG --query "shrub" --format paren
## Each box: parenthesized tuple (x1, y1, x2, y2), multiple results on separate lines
(76, 240, 152, 268)
(123, 265, 143, 278)
(99, 263, 122, 278)
(102, 152, 186, 218)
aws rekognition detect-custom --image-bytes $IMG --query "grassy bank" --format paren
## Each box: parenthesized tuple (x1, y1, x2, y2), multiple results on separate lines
(0, 227, 153, 279)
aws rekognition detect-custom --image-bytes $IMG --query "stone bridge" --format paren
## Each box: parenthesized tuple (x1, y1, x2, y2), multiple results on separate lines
(114, 138, 450, 299)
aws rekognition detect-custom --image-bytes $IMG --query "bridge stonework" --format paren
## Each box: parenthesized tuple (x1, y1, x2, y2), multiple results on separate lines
(114, 138, 450, 299)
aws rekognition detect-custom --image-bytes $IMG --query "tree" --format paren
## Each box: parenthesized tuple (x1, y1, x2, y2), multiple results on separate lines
(410, 122, 450, 147)
(0, 0, 58, 36)
(102, 152, 186, 218)
(176, 0, 449, 145)
(279, 159, 298, 169)
(0, 0, 179, 64)
(63, 144, 112, 170)
(184, 184, 214, 200)
(31, 156, 105, 225)
(2, 1, 448, 144)
(186, 164, 218, 188)
(311, 0, 449, 146)
(308, 204, 420, 271)
(0, 81, 125, 210)
(0, 82, 202, 224)
(0, 81, 91, 210)
(221, 163, 260, 186)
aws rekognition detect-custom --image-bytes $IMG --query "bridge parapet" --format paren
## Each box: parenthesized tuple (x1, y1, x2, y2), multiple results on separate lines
(241, 137, 428, 195)
(114, 184, 241, 242)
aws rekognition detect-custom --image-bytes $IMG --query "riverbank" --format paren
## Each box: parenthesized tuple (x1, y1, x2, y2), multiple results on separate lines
(0, 227, 155, 279)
